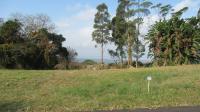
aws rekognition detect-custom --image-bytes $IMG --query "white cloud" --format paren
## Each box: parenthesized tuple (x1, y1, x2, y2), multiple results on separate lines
(55, 4, 115, 59)
(74, 8, 96, 21)
(174, 0, 191, 12)
(55, 20, 70, 30)
(55, 4, 102, 59)
(173, 0, 200, 12)
(138, 14, 159, 60)
(140, 15, 159, 35)
(56, 4, 95, 46)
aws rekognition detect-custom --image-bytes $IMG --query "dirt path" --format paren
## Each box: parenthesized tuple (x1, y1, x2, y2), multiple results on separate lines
(97, 106, 200, 112)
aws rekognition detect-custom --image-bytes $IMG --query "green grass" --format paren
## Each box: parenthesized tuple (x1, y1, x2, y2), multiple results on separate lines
(1, 65, 200, 111)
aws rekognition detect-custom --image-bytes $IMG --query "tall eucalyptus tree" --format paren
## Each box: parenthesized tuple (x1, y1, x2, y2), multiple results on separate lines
(110, 0, 128, 65)
(132, 0, 152, 67)
(92, 3, 111, 64)
(111, 0, 152, 67)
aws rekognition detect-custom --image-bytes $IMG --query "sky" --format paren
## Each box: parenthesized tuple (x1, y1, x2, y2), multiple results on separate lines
(1, 0, 200, 61)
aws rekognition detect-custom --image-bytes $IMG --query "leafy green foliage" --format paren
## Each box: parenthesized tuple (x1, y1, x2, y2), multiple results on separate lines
(0, 20, 22, 43)
(0, 17, 76, 69)
(110, 0, 152, 67)
(92, 3, 111, 64)
(160, 4, 172, 19)
(147, 7, 200, 66)
(198, 8, 200, 19)
(151, 3, 172, 20)
(132, 40, 145, 59)
(110, 1, 127, 65)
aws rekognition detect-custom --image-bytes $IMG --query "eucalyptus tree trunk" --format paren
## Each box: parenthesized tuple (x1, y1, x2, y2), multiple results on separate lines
(100, 27, 104, 65)
(135, 0, 140, 68)
(127, 6, 132, 67)
(120, 55, 124, 68)
(128, 32, 132, 66)
(136, 22, 140, 68)
(136, 23, 140, 68)
(101, 43, 104, 65)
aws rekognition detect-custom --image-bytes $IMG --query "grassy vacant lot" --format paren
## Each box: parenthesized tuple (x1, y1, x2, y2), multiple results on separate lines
(0, 65, 200, 112)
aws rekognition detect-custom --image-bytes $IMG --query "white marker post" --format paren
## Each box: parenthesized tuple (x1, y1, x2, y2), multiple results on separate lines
(147, 76, 152, 93)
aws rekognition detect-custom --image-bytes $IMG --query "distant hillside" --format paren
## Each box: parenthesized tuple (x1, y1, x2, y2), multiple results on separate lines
(76, 58, 114, 64)
(76, 58, 152, 64)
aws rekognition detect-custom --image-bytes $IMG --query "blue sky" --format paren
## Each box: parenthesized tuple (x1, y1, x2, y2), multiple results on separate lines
(1, 0, 200, 60)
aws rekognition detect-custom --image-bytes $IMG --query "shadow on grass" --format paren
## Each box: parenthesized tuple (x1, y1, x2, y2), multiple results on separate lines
(0, 101, 27, 112)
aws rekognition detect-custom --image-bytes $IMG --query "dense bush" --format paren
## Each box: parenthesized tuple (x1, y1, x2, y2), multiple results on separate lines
(0, 16, 77, 69)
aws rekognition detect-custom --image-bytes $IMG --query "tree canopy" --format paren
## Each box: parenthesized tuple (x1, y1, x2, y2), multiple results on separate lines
(95, 1, 200, 67)
(92, 3, 111, 64)
(0, 15, 77, 69)
(147, 7, 200, 66)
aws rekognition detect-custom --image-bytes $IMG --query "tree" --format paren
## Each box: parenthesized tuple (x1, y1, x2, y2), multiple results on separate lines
(0, 20, 24, 68)
(0, 18, 4, 44)
(92, 3, 110, 64)
(11, 13, 55, 38)
(160, 4, 172, 20)
(114, 0, 135, 67)
(125, 0, 134, 66)
(32, 28, 70, 69)
(0, 44, 13, 68)
(147, 4, 172, 66)
(147, 7, 200, 66)
(110, 0, 151, 67)
(0, 15, 76, 69)
(110, 0, 128, 65)
(0, 20, 22, 43)
(131, 0, 152, 67)
(151, 4, 173, 21)
(132, 40, 145, 61)
(0, 18, 3, 26)
(108, 49, 121, 64)
(66, 47, 78, 63)
(151, 3, 162, 20)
